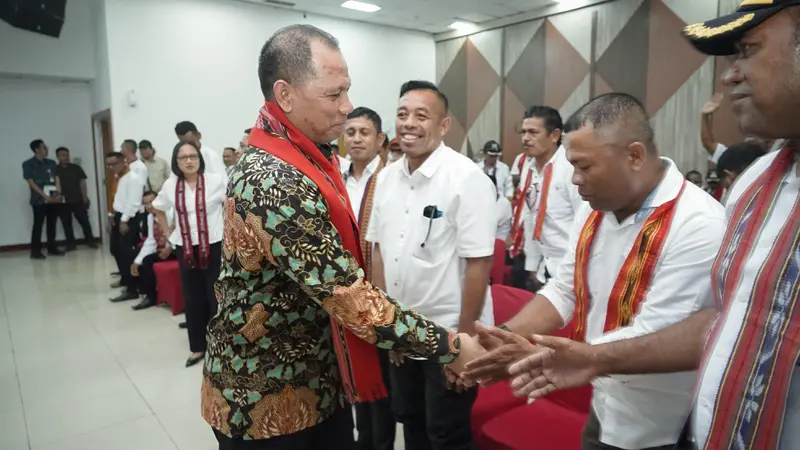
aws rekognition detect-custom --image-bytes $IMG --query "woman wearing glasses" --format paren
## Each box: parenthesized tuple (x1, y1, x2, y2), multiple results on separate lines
(153, 141, 227, 367)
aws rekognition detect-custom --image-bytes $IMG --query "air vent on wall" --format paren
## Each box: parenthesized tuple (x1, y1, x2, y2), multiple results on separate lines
(264, 0, 295, 7)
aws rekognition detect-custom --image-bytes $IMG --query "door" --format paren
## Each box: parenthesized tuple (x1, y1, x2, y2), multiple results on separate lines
(91, 109, 113, 243)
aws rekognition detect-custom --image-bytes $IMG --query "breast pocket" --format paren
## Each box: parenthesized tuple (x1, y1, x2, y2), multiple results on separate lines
(412, 216, 453, 263)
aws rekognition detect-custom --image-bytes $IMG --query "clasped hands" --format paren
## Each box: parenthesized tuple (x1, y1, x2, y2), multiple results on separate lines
(445, 322, 600, 401)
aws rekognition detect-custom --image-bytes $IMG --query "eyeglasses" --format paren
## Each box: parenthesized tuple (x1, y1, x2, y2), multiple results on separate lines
(177, 155, 200, 162)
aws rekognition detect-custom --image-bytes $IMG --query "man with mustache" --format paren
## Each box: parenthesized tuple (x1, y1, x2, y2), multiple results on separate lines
(204, 25, 484, 450)
(463, 93, 725, 450)
(505, 3, 800, 448)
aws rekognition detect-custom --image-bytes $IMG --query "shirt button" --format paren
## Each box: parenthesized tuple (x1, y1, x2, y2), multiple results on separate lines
(405, 209, 409, 214)
(394, 257, 398, 262)
(410, 186, 415, 191)
(400, 233, 404, 238)
(394, 281, 399, 287)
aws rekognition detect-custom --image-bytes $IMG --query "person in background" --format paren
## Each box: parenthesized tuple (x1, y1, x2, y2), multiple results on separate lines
(493, 178, 513, 241)
(465, 93, 725, 450)
(387, 136, 403, 164)
(205, 25, 483, 449)
(55, 147, 96, 250)
(121, 139, 149, 182)
(153, 141, 226, 367)
(342, 106, 395, 450)
(222, 147, 238, 176)
(139, 140, 171, 193)
(237, 128, 251, 160)
(130, 191, 175, 311)
(705, 169, 724, 201)
(106, 151, 145, 302)
(685, 170, 703, 187)
(174, 121, 226, 175)
(477, 140, 514, 200)
(367, 80, 496, 450)
(716, 141, 764, 191)
(379, 134, 389, 164)
(23, 139, 64, 259)
(700, 93, 773, 169)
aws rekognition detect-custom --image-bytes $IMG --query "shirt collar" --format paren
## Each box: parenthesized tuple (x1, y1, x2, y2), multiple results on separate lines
(345, 155, 380, 181)
(632, 158, 684, 223)
(402, 141, 447, 179)
(537, 145, 563, 169)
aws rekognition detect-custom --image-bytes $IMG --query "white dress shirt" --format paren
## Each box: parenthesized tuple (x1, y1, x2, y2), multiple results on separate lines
(129, 159, 149, 184)
(366, 143, 496, 330)
(692, 150, 800, 449)
(477, 159, 514, 199)
(201, 146, 226, 176)
(153, 173, 227, 247)
(540, 159, 726, 449)
(524, 146, 585, 276)
(344, 156, 380, 221)
(510, 153, 529, 177)
(495, 196, 512, 241)
(134, 211, 175, 265)
(337, 154, 351, 175)
(113, 171, 145, 222)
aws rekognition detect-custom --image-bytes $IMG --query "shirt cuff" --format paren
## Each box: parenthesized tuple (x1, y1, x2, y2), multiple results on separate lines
(120, 214, 130, 222)
(537, 286, 572, 326)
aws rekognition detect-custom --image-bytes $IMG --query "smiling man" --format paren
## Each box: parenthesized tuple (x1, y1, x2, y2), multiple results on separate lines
(463, 93, 725, 450)
(205, 27, 484, 450)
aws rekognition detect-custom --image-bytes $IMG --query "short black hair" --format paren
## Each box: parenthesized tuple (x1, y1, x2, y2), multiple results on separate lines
(142, 190, 157, 198)
(347, 107, 383, 133)
(523, 105, 563, 146)
(686, 170, 702, 178)
(244, 128, 252, 135)
(55, 147, 69, 154)
(138, 139, 153, 150)
(122, 139, 138, 152)
(171, 141, 205, 178)
(223, 147, 236, 153)
(716, 142, 764, 176)
(569, 93, 655, 153)
(105, 151, 124, 161)
(175, 121, 199, 136)
(30, 139, 44, 152)
(258, 25, 340, 101)
(399, 80, 449, 114)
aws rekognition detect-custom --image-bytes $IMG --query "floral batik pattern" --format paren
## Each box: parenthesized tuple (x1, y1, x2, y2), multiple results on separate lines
(203, 147, 459, 439)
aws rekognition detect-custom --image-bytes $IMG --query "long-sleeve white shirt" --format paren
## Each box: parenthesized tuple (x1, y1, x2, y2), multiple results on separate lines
(524, 146, 584, 276)
(128, 159, 149, 185)
(134, 211, 175, 265)
(539, 159, 725, 449)
(113, 171, 145, 222)
(152, 173, 227, 247)
(344, 156, 380, 221)
(495, 196, 512, 240)
(477, 159, 514, 199)
(201, 146, 226, 176)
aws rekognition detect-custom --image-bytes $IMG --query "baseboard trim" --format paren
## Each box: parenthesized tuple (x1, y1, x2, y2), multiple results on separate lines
(0, 237, 102, 253)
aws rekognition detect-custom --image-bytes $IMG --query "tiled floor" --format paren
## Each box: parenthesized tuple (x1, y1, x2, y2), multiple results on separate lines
(0, 248, 216, 450)
(0, 248, 405, 450)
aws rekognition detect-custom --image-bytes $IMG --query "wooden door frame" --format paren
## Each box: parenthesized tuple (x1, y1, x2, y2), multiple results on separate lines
(90, 109, 113, 244)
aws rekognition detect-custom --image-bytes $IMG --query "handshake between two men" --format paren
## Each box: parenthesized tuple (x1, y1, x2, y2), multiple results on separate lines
(446, 322, 601, 400)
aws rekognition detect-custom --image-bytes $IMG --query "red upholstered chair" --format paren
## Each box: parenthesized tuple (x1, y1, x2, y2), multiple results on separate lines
(480, 399, 588, 450)
(153, 260, 184, 315)
(491, 239, 510, 286)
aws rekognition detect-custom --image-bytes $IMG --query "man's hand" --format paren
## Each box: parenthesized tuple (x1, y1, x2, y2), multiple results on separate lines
(388, 350, 404, 366)
(83, 197, 91, 208)
(158, 246, 172, 260)
(130, 263, 140, 277)
(461, 323, 537, 385)
(448, 333, 486, 376)
(508, 334, 600, 400)
(119, 221, 130, 235)
(701, 93, 723, 115)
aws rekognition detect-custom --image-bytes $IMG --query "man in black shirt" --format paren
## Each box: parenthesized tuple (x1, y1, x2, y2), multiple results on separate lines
(55, 147, 97, 250)
(22, 139, 64, 259)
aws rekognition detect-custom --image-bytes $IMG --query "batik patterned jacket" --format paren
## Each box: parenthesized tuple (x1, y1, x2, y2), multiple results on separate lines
(202, 146, 459, 440)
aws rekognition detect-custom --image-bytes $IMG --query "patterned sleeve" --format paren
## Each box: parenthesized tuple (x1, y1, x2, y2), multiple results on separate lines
(226, 169, 460, 364)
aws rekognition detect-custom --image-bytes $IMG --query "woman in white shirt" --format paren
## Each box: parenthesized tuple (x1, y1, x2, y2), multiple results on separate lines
(153, 141, 226, 367)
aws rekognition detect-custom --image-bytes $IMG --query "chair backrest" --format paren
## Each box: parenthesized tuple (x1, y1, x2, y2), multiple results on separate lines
(491, 284, 533, 325)
(490, 239, 507, 285)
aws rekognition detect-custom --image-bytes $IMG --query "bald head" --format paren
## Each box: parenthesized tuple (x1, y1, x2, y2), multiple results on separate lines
(258, 24, 340, 101)
(569, 93, 656, 154)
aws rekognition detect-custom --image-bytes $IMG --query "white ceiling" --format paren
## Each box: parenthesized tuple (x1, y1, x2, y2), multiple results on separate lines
(238, 0, 559, 34)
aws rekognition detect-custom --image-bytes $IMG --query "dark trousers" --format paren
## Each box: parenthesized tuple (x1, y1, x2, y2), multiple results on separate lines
(177, 242, 221, 353)
(112, 212, 140, 291)
(582, 411, 675, 450)
(139, 252, 176, 300)
(390, 359, 478, 450)
(60, 202, 94, 246)
(30, 204, 59, 255)
(214, 405, 355, 450)
(355, 349, 396, 450)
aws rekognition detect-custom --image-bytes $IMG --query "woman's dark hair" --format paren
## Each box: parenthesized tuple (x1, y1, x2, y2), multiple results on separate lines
(171, 140, 205, 178)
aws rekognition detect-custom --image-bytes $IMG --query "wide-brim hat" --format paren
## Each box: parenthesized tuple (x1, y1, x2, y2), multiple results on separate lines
(684, 0, 800, 56)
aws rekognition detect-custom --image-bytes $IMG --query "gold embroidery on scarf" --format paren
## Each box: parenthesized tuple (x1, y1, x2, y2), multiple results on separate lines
(739, 0, 772, 6)
(684, 14, 755, 39)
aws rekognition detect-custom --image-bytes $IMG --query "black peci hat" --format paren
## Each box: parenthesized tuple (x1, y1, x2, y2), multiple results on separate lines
(483, 140, 502, 155)
(684, 0, 800, 56)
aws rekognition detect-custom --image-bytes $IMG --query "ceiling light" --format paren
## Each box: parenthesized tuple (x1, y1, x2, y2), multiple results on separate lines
(341, 1, 381, 12)
(449, 20, 477, 32)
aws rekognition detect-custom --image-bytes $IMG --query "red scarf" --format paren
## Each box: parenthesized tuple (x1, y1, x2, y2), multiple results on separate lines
(248, 101, 386, 403)
(571, 181, 686, 342)
(175, 175, 210, 269)
(702, 146, 800, 449)
(532, 163, 553, 241)
(509, 158, 533, 258)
